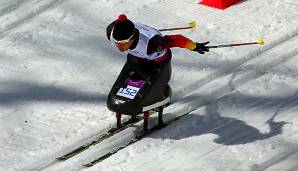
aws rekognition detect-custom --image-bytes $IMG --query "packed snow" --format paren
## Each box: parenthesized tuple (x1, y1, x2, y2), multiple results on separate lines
(0, 0, 298, 170)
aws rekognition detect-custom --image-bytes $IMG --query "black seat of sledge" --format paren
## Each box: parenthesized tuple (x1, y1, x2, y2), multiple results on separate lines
(107, 55, 172, 116)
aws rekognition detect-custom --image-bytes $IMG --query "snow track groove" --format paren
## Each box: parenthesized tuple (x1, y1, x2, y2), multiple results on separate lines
(1, 0, 297, 170)
(130, 91, 298, 171)
(41, 30, 298, 171)
(127, 0, 298, 101)
(0, 0, 66, 37)
(25, 1, 298, 170)
(174, 28, 298, 100)
(104, 45, 298, 171)
(0, 0, 27, 17)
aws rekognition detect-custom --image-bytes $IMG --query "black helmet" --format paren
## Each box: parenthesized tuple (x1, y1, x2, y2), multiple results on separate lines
(112, 14, 135, 41)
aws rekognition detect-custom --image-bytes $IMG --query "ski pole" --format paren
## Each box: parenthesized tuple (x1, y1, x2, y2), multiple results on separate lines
(158, 20, 196, 32)
(207, 37, 264, 48)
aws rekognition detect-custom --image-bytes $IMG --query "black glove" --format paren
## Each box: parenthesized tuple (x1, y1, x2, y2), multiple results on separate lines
(192, 41, 210, 54)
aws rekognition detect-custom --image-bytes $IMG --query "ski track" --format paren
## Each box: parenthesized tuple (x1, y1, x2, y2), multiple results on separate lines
(0, 0, 297, 170)
(0, 7, 72, 119)
(17, 2, 298, 171)
(172, 97, 298, 171)
(259, 149, 298, 171)
(128, 0, 298, 101)
(0, 0, 93, 170)
(0, 4, 115, 171)
(42, 31, 298, 171)
(192, 104, 298, 171)
(0, 0, 66, 37)
(0, 0, 27, 17)
(90, 32, 298, 170)
(176, 49, 298, 171)
(8, 0, 212, 169)
(89, 47, 298, 171)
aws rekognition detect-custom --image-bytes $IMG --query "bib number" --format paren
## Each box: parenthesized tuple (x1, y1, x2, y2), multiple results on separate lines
(117, 85, 140, 99)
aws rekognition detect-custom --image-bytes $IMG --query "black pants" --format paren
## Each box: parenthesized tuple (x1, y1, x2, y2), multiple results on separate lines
(125, 50, 172, 84)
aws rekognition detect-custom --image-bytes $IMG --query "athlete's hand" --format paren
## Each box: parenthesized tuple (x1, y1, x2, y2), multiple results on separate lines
(192, 42, 210, 54)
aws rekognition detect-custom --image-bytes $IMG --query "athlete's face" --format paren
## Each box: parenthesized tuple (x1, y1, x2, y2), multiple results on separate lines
(113, 31, 135, 52)
(114, 39, 134, 52)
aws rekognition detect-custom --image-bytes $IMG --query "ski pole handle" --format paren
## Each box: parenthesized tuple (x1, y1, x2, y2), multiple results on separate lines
(159, 20, 196, 32)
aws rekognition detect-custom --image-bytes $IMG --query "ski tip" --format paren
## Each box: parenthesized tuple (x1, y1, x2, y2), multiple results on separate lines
(189, 20, 197, 28)
(257, 37, 264, 45)
(82, 163, 92, 167)
(56, 157, 67, 161)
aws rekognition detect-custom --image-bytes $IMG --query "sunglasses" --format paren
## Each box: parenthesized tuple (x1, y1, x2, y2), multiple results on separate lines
(111, 28, 135, 44)
(112, 33, 134, 44)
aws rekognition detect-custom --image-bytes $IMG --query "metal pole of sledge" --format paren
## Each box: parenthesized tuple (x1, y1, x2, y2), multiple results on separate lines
(143, 111, 150, 133)
(158, 106, 164, 127)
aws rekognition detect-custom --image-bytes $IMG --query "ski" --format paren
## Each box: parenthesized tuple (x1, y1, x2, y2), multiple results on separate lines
(82, 113, 185, 167)
(56, 115, 144, 161)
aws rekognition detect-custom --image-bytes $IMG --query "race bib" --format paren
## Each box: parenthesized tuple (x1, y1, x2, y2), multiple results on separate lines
(116, 85, 140, 99)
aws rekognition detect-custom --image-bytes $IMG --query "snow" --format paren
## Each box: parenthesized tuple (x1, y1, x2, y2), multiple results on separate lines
(0, 0, 298, 170)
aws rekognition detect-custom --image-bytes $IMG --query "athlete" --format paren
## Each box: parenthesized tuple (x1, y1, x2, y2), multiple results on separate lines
(106, 14, 209, 83)
(106, 14, 210, 128)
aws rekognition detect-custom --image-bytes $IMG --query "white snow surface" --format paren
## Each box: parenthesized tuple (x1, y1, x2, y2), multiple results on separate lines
(0, 0, 298, 170)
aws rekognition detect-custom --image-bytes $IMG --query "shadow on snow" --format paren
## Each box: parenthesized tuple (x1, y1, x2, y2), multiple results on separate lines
(153, 101, 288, 145)
(0, 81, 106, 105)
